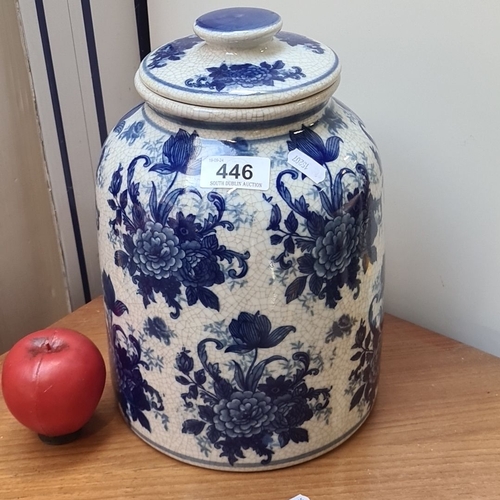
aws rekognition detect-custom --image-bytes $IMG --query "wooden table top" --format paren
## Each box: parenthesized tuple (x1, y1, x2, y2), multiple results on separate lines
(1, 298, 499, 499)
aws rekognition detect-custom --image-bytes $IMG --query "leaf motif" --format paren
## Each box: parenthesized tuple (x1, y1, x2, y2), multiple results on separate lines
(225, 344, 253, 354)
(297, 254, 315, 274)
(109, 168, 123, 196)
(198, 405, 214, 422)
(284, 211, 298, 233)
(182, 419, 205, 435)
(306, 212, 326, 239)
(285, 276, 307, 303)
(270, 234, 284, 245)
(123, 234, 135, 255)
(355, 323, 367, 346)
(233, 361, 246, 390)
(132, 203, 146, 230)
(149, 163, 176, 174)
(137, 412, 151, 432)
(149, 182, 158, 221)
(214, 379, 233, 399)
(107, 199, 117, 210)
(188, 384, 198, 399)
(296, 196, 309, 216)
(194, 369, 206, 385)
(309, 273, 323, 295)
(296, 238, 315, 252)
(318, 189, 335, 218)
(350, 351, 362, 361)
(350, 385, 365, 410)
(198, 287, 220, 311)
(325, 135, 342, 163)
(186, 286, 198, 306)
(206, 424, 221, 444)
(284, 237, 295, 254)
(324, 284, 342, 308)
(119, 190, 128, 209)
(246, 355, 287, 392)
(128, 182, 140, 204)
(114, 250, 129, 268)
(112, 300, 129, 317)
(289, 427, 309, 443)
(202, 234, 218, 250)
(156, 189, 179, 225)
(278, 431, 290, 448)
(267, 204, 282, 230)
(364, 333, 372, 350)
(175, 375, 191, 386)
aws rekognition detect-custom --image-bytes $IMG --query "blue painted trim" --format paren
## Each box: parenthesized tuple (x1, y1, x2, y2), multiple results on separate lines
(35, 0, 91, 303)
(141, 101, 327, 132)
(141, 57, 338, 97)
(126, 409, 372, 469)
(81, 0, 108, 146)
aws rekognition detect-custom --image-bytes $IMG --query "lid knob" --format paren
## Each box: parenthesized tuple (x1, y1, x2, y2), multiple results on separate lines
(194, 7, 283, 49)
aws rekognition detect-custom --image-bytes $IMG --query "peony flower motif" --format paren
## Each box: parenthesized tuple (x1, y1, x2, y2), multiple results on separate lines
(287, 125, 342, 165)
(132, 222, 185, 279)
(185, 61, 305, 92)
(150, 129, 201, 175)
(213, 391, 277, 438)
(273, 395, 313, 430)
(174, 241, 224, 289)
(312, 213, 360, 280)
(226, 311, 296, 354)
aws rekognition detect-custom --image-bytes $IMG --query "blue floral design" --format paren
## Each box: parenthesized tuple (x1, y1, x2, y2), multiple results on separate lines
(118, 121, 145, 145)
(276, 32, 325, 54)
(175, 311, 331, 466)
(107, 129, 250, 318)
(143, 316, 175, 346)
(265, 125, 378, 309)
(323, 105, 348, 134)
(185, 60, 305, 92)
(348, 297, 382, 411)
(149, 129, 201, 176)
(102, 271, 166, 432)
(147, 35, 202, 69)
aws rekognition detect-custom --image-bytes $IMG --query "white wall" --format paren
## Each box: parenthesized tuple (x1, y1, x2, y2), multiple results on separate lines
(148, 0, 500, 356)
(0, 0, 69, 353)
(18, 0, 141, 309)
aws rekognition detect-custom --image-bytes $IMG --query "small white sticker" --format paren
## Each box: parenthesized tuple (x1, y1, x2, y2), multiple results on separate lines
(289, 495, 311, 500)
(200, 156, 270, 190)
(287, 149, 326, 184)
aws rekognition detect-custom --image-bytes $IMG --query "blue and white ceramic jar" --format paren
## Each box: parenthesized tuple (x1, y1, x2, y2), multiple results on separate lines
(96, 7, 384, 471)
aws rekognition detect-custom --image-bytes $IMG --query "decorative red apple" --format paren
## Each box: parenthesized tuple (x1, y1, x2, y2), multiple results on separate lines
(1, 328, 106, 443)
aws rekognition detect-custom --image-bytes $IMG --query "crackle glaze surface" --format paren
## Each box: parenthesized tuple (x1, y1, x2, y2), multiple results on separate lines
(96, 8, 383, 472)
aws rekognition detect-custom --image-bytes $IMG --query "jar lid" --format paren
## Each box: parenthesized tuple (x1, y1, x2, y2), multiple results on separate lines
(136, 7, 341, 113)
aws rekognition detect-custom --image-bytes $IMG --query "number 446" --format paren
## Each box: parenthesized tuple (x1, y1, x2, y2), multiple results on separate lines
(216, 163, 253, 180)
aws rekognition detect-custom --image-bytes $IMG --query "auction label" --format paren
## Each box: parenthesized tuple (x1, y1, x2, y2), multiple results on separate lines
(287, 149, 326, 184)
(200, 156, 270, 190)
